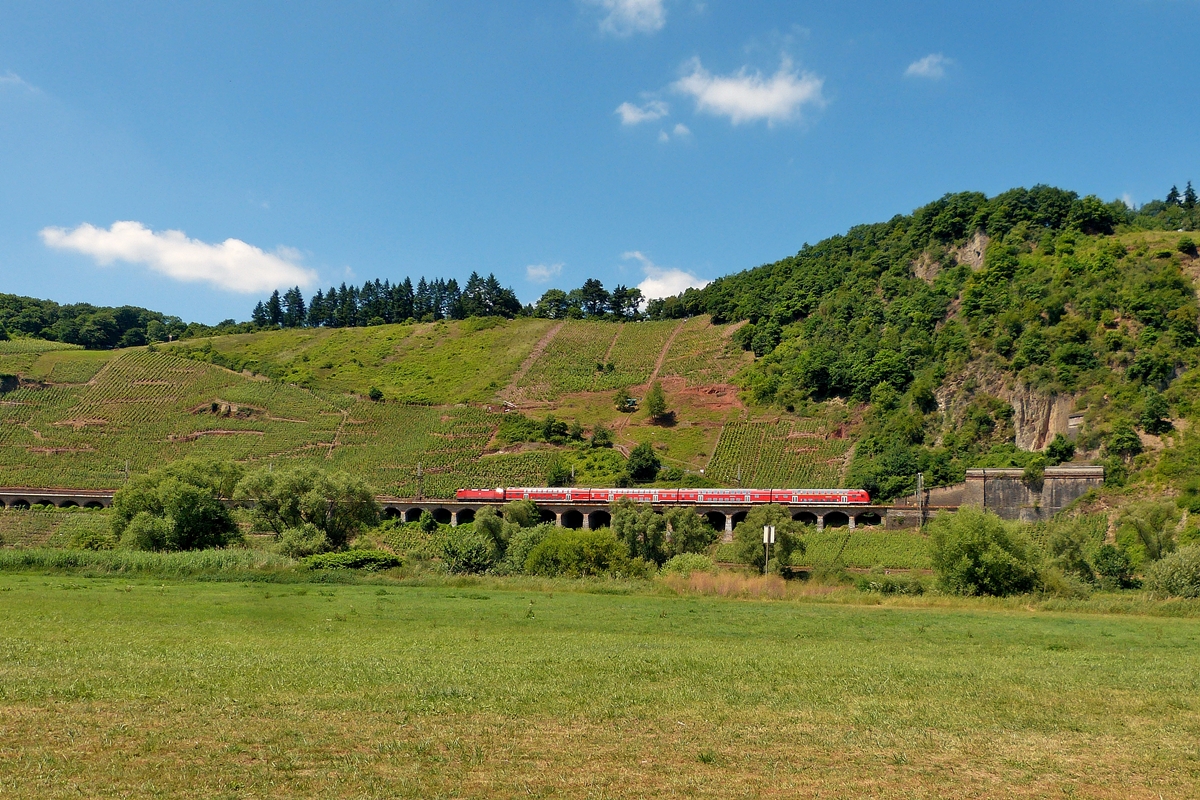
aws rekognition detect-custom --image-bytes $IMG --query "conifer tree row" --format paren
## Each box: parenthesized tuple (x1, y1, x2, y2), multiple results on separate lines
(251, 272, 522, 328)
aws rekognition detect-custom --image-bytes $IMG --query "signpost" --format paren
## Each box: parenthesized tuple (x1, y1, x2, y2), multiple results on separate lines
(762, 525, 776, 574)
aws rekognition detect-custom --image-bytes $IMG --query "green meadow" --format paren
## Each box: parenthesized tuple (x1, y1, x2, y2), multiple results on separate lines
(1, 572, 1198, 798)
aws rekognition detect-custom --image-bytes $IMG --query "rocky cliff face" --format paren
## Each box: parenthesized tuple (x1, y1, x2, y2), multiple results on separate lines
(1008, 385, 1075, 451)
(935, 365, 1077, 453)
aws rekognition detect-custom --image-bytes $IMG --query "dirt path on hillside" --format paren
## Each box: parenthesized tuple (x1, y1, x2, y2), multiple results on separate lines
(644, 318, 685, 387)
(601, 323, 623, 364)
(500, 321, 565, 401)
(325, 408, 350, 459)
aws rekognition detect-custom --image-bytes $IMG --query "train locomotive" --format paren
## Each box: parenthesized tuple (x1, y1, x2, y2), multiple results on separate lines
(456, 487, 871, 504)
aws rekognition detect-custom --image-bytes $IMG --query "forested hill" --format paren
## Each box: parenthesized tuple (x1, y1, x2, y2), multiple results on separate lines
(656, 184, 1200, 498)
(0, 294, 240, 349)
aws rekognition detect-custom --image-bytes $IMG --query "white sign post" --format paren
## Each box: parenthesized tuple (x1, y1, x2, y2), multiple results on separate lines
(762, 525, 776, 574)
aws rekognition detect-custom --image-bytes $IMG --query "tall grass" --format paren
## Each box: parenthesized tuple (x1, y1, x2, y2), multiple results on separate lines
(0, 547, 297, 578)
(658, 570, 841, 600)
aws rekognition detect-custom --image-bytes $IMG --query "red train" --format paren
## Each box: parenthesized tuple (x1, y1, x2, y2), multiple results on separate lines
(455, 487, 871, 504)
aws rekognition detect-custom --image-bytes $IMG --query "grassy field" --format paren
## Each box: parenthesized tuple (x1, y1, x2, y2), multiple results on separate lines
(1, 572, 1198, 798)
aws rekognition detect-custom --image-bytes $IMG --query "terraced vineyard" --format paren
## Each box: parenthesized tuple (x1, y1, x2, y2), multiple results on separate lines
(0, 344, 558, 495)
(329, 403, 551, 497)
(514, 319, 682, 400)
(658, 316, 751, 385)
(0, 338, 87, 378)
(0, 319, 831, 495)
(706, 419, 852, 488)
(168, 317, 554, 404)
(0, 509, 110, 548)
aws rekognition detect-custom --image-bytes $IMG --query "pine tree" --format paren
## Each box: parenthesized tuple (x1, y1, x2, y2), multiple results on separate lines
(266, 290, 283, 326)
(282, 286, 306, 327)
(1167, 185, 1181, 206)
(323, 286, 339, 327)
(414, 278, 431, 320)
(251, 301, 269, 327)
(307, 289, 326, 327)
(394, 277, 415, 321)
(1185, 181, 1197, 210)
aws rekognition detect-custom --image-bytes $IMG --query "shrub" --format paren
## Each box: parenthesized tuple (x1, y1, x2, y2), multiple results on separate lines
(111, 461, 241, 551)
(1044, 433, 1075, 465)
(927, 507, 1039, 596)
(1047, 520, 1096, 583)
(236, 465, 380, 548)
(302, 549, 402, 570)
(1144, 545, 1200, 598)
(274, 523, 331, 558)
(1037, 565, 1093, 599)
(854, 569, 925, 595)
(544, 458, 572, 487)
(661, 552, 716, 577)
(500, 523, 554, 574)
(380, 519, 449, 559)
(119, 511, 171, 551)
(368, 386, 384, 401)
(1114, 500, 1178, 567)
(441, 528, 498, 574)
(1093, 543, 1137, 589)
(626, 442, 661, 483)
(70, 526, 116, 551)
(524, 528, 648, 578)
(590, 424, 614, 448)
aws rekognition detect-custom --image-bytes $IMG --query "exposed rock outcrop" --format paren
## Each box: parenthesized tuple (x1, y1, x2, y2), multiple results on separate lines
(952, 230, 989, 271)
(935, 363, 1078, 452)
(1008, 385, 1076, 451)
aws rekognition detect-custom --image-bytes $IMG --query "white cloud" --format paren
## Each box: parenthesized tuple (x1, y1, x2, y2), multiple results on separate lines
(672, 123, 691, 137)
(589, 0, 666, 36)
(623, 251, 709, 300)
(0, 71, 39, 94)
(658, 130, 670, 143)
(526, 262, 563, 282)
(904, 53, 951, 80)
(672, 57, 825, 125)
(615, 99, 668, 125)
(1122, 193, 1135, 210)
(40, 221, 317, 293)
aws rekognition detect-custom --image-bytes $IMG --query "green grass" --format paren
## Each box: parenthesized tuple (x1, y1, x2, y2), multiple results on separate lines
(168, 318, 555, 404)
(1, 572, 1199, 797)
(0, 338, 82, 354)
(800, 528, 933, 570)
(0, 547, 296, 577)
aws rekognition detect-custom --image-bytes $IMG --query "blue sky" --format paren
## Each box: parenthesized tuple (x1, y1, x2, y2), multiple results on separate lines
(1, 1, 1197, 324)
